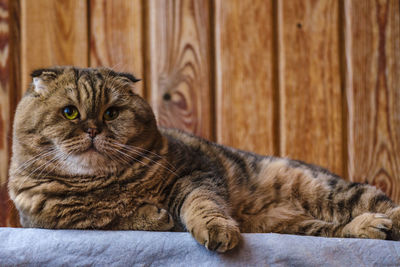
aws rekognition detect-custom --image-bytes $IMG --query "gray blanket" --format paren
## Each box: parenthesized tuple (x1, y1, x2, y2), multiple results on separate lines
(0, 228, 399, 266)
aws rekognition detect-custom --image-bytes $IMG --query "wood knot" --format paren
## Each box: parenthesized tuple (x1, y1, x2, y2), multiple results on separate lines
(163, 92, 172, 101)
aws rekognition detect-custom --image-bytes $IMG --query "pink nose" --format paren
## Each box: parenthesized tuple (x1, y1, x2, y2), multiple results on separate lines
(87, 128, 98, 138)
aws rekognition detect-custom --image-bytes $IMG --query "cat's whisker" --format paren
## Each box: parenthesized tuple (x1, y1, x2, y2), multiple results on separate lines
(110, 141, 176, 171)
(112, 152, 131, 167)
(25, 150, 65, 179)
(97, 145, 124, 175)
(110, 146, 150, 167)
(13, 149, 58, 175)
(108, 143, 178, 177)
(41, 150, 73, 178)
(105, 146, 134, 166)
(108, 140, 171, 164)
(105, 150, 133, 176)
(110, 62, 126, 72)
(33, 152, 65, 179)
(13, 151, 50, 175)
(16, 153, 60, 193)
(59, 154, 74, 174)
(55, 151, 75, 175)
(117, 145, 177, 174)
(107, 147, 175, 185)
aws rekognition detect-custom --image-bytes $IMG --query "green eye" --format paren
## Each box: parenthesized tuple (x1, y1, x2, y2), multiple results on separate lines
(63, 106, 79, 120)
(104, 107, 119, 121)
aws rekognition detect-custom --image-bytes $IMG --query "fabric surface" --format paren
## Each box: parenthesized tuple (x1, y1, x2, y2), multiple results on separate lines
(0, 227, 399, 266)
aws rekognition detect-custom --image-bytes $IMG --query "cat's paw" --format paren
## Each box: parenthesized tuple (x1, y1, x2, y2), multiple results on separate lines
(137, 204, 174, 231)
(342, 213, 392, 239)
(190, 217, 241, 253)
(387, 207, 400, 240)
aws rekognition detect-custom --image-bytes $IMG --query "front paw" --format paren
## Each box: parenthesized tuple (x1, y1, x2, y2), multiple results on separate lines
(342, 213, 392, 239)
(388, 207, 400, 240)
(190, 217, 241, 253)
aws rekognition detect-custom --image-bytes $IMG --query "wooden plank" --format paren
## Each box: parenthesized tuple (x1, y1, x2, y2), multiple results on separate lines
(7, 0, 21, 227)
(0, 0, 10, 189)
(214, 0, 275, 155)
(345, 0, 400, 202)
(21, 0, 88, 93)
(145, 0, 212, 139)
(0, 0, 20, 227)
(90, 0, 144, 96)
(0, 0, 11, 227)
(8, 0, 87, 226)
(278, 0, 343, 175)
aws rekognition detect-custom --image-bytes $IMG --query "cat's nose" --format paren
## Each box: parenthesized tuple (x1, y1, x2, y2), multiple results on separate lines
(87, 128, 98, 139)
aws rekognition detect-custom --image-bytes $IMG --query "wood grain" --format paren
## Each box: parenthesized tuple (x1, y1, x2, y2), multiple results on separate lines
(0, 0, 11, 227)
(0, 0, 10, 186)
(345, 0, 400, 202)
(21, 0, 88, 93)
(7, 0, 21, 227)
(145, 0, 212, 139)
(0, 0, 20, 227)
(278, 0, 343, 175)
(214, 0, 276, 155)
(90, 0, 144, 96)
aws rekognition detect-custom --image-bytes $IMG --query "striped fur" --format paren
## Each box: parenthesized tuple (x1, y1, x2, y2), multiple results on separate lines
(8, 67, 400, 252)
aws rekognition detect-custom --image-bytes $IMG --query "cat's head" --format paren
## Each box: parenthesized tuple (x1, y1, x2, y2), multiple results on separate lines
(12, 66, 161, 176)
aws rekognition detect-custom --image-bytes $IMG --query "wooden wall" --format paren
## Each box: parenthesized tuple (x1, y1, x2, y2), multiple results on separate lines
(0, 0, 399, 227)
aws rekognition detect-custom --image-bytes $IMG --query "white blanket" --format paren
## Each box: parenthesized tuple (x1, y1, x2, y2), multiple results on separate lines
(1, 228, 400, 266)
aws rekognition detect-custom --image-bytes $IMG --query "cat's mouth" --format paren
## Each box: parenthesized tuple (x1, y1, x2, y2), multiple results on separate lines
(76, 139, 102, 153)
(88, 142, 96, 150)
(81, 143, 101, 155)
(85, 147, 98, 153)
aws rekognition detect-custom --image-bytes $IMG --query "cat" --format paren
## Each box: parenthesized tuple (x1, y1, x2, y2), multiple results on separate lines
(8, 66, 400, 253)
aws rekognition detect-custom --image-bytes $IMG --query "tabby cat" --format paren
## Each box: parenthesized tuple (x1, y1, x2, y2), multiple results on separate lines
(9, 66, 400, 252)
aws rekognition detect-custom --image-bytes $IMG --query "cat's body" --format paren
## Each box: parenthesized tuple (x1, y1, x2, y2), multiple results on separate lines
(9, 67, 400, 252)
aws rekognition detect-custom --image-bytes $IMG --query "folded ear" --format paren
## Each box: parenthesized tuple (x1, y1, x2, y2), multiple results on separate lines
(30, 68, 62, 96)
(118, 72, 141, 83)
(32, 77, 47, 95)
(105, 69, 141, 95)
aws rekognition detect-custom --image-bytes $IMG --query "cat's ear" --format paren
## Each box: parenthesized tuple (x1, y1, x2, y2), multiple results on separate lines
(100, 68, 141, 94)
(32, 77, 47, 95)
(118, 72, 141, 84)
(102, 69, 140, 84)
(116, 72, 141, 95)
(30, 68, 61, 96)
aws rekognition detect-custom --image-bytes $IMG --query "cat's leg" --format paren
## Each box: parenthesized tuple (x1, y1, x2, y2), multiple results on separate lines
(253, 158, 400, 239)
(239, 202, 392, 239)
(319, 185, 395, 239)
(384, 207, 400, 240)
(180, 188, 241, 253)
(322, 184, 398, 239)
(340, 185, 400, 240)
(239, 208, 346, 238)
(297, 219, 343, 237)
(290, 214, 391, 239)
(274, 216, 391, 239)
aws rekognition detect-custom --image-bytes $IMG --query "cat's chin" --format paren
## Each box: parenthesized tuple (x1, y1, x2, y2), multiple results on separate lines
(65, 150, 119, 176)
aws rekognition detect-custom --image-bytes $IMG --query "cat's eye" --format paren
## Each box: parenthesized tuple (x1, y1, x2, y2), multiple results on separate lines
(62, 106, 79, 120)
(104, 107, 119, 121)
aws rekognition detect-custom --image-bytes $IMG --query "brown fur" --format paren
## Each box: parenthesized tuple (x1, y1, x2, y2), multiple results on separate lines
(8, 67, 400, 253)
